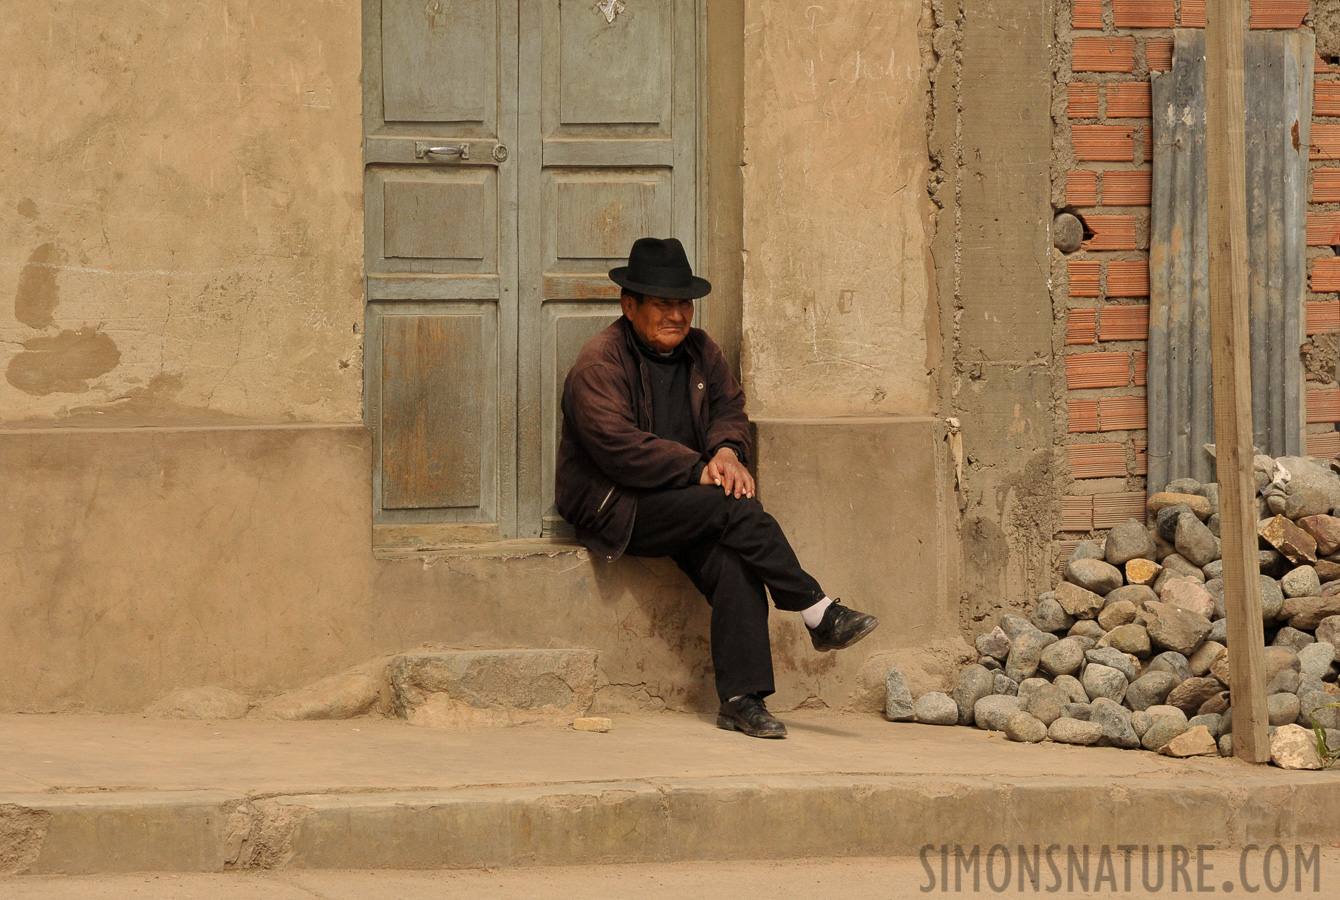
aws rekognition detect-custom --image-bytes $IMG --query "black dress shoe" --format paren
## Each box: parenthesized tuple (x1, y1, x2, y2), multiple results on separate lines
(807, 599, 879, 652)
(716, 694, 788, 738)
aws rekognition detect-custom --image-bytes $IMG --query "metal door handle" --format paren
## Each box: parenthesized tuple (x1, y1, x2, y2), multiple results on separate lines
(414, 142, 470, 161)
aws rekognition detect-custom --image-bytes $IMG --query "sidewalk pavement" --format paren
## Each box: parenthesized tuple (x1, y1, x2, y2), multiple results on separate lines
(0, 710, 1336, 875)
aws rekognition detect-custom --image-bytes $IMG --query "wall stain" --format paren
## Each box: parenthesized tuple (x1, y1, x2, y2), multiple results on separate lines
(14, 243, 66, 329)
(16, 199, 38, 219)
(6, 328, 121, 395)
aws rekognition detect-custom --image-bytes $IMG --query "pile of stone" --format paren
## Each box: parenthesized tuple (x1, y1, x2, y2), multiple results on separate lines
(888, 455, 1340, 768)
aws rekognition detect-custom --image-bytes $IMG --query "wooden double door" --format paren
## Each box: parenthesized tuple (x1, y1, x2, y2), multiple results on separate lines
(363, 0, 700, 546)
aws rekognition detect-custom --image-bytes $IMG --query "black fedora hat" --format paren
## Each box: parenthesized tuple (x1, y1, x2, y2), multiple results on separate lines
(609, 237, 712, 300)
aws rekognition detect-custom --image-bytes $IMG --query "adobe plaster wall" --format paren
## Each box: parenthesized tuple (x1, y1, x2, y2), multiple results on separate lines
(0, 0, 363, 425)
(739, 0, 939, 418)
(0, 425, 953, 713)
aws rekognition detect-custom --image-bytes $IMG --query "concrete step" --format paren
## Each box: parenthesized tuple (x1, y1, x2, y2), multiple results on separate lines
(0, 712, 1337, 875)
(388, 648, 598, 727)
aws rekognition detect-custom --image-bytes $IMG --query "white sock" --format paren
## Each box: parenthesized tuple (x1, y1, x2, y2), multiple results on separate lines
(801, 597, 834, 629)
(728, 694, 746, 703)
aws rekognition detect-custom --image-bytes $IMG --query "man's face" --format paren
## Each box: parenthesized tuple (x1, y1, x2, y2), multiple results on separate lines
(621, 292, 694, 353)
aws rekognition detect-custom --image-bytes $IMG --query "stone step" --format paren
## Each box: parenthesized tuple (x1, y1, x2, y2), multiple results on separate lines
(388, 649, 598, 727)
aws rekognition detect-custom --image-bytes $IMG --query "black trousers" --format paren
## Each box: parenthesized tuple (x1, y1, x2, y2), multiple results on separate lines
(624, 486, 825, 702)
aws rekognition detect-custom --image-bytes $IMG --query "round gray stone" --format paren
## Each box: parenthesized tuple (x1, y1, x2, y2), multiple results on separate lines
(1060, 702, 1092, 721)
(1175, 513, 1221, 568)
(1143, 602, 1212, 656)
(1300, 674, 1327, 697)
(1015, 677, 1050, 709)
(1097, 600, 1139, 632)
(1300, 690, 1340, 729)
(885, 667, 915, 721)
(1105, 518, 1156, 566)
(1049, 716, 1104, 745)
(1030, 596, 1075, 634)
(1102, 624, 1152, 657)
(1283, 565, 1322, 599)
(1039, 637, 1085, 678)
(1067, 558, 1125, 596)
(913, 692, 959, 726)
(1000, 614, 1036, 639)
(993, 673, 1019, 696)
(1271, 626, 1314, 651)
(1265, 669, 1300, 695)
(1268, 692, 1302, 727)
(1165, 478, 1204, 496)
(1126, 671, 1181, 711)
(952, 664, 996, 726)
(1260, 577, 1285, 622)
(1005, 629, 1050, 683)
(1209, 618, 1228, 644)
(1188, 712, 1223, 738)
(1130, 709, 1153, 738)
(1189, 641, 1226, 677)
(1053, 213, 1084, 253)
(1069, 540, 1106, 563)
(1106, 584, 1158, 609)
(975, 626, 1012, 661)
(1219, 732, 1233, 757)
(1090, 697, 1141, 748)
(1020, 681, 1068, 726)
(1202, 559, 1223, 580)
(978, 656, 1003, 672)
(1159, 553, 1206, 583)
(1141, 707, 1189, 751)
(1053, 674, 1088, 704)
(1005, 711, 1048, 742)
(1299, 642, 1337, 681)
(974, 694, 1022, 731)
(1082, 664, 1128, 704)
(1146, 651, 1193, 682)
(1316, 615, 1340, 647)
(1156, 504, 1194, 542)
(1068, 620, 1108, 641)
(1085, 647, 1138, 682)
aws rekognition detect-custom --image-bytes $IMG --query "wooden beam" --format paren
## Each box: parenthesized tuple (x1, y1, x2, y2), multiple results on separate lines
(1206, 0, 1270, 762)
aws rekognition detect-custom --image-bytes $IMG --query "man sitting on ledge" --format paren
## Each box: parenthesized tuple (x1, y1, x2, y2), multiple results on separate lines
(555, 237, 879, 739)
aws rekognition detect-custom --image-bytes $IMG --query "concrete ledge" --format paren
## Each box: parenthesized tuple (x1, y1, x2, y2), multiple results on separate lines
(6, 775, 1340, 874)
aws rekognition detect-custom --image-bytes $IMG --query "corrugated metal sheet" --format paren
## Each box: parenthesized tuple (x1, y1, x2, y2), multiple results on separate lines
(1246, 32, 1312, 463)
(1148, 30, 1312, 492)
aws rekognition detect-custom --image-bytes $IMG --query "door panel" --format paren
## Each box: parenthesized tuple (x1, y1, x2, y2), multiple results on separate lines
(549, 170, 673, 267)
(381, 0, 498, 128)
(516, 0, 699, 537)
(364, 0, 518, 546)
(380, 313, 490, 510)
(557, 0, 670, 126)
(382, 175, 493, 264)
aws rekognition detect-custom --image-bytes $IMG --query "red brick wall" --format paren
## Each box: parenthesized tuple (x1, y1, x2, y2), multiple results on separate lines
(1054, 0, 1330, 561)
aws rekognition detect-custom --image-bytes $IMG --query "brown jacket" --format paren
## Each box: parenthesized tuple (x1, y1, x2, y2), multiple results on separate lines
(556, 317, 750, 561)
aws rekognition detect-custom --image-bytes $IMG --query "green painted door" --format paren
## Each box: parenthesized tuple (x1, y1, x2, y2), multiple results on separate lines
(365, 0, 699, 546)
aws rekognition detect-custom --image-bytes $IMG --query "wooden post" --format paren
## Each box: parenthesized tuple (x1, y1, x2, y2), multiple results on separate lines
(1206, 0, 1270, 762)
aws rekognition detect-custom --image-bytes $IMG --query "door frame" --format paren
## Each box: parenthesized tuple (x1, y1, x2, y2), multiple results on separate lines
(360, 0, 744, 549)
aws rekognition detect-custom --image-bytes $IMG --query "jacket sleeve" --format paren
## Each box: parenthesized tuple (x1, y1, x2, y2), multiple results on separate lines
(701, 342, 752, 466)
(562, 360, 704, 490)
